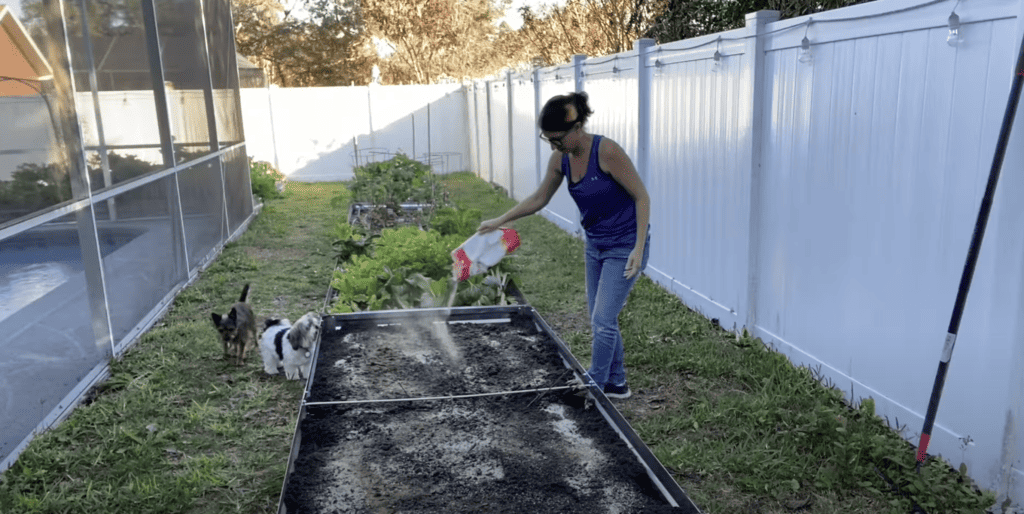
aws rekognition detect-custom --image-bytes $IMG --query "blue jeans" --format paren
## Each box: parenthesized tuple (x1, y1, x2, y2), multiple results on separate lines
(584, 233, 650, 390)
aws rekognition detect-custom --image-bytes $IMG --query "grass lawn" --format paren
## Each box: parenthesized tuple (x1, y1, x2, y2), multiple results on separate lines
(0, 175, 995, 513)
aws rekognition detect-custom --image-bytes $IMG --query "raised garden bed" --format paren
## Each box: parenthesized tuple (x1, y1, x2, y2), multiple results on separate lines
(277, 306, 701, 513)
(348, 202, 433, 233)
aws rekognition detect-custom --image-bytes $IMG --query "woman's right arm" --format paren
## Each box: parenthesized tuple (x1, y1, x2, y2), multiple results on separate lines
(478, 152, 564, 233)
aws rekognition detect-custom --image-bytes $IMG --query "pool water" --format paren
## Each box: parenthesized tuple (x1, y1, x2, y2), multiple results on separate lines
(0, 262, 77, 320)
(0, 227, 142, 321)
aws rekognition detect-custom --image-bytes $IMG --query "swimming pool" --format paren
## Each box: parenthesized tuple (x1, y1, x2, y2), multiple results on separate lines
(0, 227, 143, 320)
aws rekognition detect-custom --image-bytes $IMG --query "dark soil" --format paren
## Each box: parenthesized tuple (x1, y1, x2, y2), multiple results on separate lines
(283, 318, 685, 513)
(309, 319, 567, 402)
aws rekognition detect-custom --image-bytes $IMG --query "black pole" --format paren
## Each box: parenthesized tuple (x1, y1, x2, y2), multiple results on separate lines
(916, 32, 1024, 468)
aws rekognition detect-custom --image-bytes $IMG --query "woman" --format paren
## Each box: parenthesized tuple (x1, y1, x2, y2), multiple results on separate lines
(477, 92, 651, 399)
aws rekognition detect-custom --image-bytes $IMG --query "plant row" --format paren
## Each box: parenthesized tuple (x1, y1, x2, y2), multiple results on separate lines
(329, 155, 517, 313)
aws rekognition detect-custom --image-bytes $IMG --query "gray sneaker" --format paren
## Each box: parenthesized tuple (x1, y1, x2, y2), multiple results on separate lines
(567, 375, 591, 397)
(604, 382, 631, 399)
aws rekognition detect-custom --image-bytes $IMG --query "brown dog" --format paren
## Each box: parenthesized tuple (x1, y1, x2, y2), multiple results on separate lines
(211, 284, 256, 366)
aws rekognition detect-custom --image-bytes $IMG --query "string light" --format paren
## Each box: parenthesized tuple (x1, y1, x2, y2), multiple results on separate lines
(799, 19, 813, 64)
(712, 37, 722, 72)
(947, 10, 962, 46)
(642, 0, 950, 69)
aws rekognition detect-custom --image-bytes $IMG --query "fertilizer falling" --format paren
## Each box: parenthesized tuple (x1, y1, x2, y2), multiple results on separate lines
(393, 314, 463, 368)
(445, 276, 459, 310)
(433, 276, 463, 367)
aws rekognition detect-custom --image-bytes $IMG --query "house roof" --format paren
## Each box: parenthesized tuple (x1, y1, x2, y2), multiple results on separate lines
(0, 4, 52, 96)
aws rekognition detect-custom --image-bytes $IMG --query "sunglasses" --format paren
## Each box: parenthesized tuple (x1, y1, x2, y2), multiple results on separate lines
(540, 131, 570, 146)
(539, 121, 577, 146)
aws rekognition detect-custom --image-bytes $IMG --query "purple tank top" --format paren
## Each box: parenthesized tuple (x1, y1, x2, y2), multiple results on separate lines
(562, 135, 638, 247)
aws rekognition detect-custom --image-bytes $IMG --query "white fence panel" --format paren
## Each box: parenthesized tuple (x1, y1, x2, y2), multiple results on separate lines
(239, 84, 463, 181)
(75, 91, 164, 165)
(646, 28, 753, 329)
(581, 51, 639, 160)
(414, 88, 469, 173)
(511, 72, 539, 201)
(466, 83, 479, 175)
(537, 65, 581, 235)
(753, 0, 1024, 494)
(474, 82, 492, 180)
(489, 80, 512, 194)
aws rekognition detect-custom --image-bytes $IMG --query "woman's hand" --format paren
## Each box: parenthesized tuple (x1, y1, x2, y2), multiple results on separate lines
(624, 246, 644, 279)
(477, 218, 503, 234)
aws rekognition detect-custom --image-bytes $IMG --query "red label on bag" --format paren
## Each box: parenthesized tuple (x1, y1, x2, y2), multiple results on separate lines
(452, 247, 471, 281)
(501, 228, 520, 253)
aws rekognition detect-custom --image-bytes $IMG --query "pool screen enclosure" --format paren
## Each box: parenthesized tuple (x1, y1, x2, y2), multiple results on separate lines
(0, 0, 253, 471)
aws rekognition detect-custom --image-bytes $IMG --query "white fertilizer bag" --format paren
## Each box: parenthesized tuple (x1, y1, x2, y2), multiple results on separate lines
(452, 228, 520, 281)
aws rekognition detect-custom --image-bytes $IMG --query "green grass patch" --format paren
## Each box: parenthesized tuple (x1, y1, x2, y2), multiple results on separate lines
(0, 174, 995, 513)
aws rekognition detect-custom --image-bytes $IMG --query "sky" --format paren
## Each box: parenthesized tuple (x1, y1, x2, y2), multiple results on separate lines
(500, 0, 566, 30)
(3, 2, 24, 21)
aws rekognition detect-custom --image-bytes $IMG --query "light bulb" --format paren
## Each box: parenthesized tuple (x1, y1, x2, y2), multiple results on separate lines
(712, 50, 722, 72)
(947, 12, 961, 46)
(799, 36, 812, 64)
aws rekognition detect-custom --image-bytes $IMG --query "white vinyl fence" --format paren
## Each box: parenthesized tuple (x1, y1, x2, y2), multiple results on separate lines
(467, 0, 1024, 505)
(240, 84, 470, 181)
(237, 0, 1024, 503)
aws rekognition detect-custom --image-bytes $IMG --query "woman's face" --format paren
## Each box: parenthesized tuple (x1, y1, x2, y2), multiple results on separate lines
(540, 103, 580, 152)
(540, 120, 578, 152)
(540, 128, 572, 151)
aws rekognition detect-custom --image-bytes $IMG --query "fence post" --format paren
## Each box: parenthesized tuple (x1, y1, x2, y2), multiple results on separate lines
(367, 85, 376, 151)
(996, 1, 1024, 505)
(267, 84, 280, 172)
(572, 54, 586, 93)
(743, 10, 780, 334)
(486, 79, 494, 184)
(634, 38, 655, 185)
(572, 54, 587, 235)
(533, 67, 541, 189)
(475, 79, 483, 177)
(507, 70, 515, 199)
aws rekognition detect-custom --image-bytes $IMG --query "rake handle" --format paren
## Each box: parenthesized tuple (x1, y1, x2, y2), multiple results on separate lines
(916, 30, 1024, 466)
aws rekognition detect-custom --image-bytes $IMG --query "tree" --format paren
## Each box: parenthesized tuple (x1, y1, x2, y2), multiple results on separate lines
(505, 0, 667, 67)
(645, 0, 873, 44)
(361, 0, 509, 84)
(233, 0, 374, 86)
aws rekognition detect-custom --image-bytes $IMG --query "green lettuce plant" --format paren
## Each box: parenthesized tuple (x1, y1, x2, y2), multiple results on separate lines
(249, 158, 285, 200)
(349, 154, 438, 209)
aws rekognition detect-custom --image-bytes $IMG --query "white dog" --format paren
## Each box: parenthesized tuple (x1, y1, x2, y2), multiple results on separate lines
(259, 312, 321, 380)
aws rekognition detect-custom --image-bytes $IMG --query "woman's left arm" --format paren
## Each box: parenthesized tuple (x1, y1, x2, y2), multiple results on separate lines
(599, 138, 650, 279)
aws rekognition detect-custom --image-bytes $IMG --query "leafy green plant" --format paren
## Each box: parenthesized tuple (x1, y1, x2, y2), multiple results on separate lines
(349, 154, 438, 209)
(330, 253, 387, 313)
(329, 215, 517, 313)
(332, 222, 377, 262)
(455, 269, 511, 306)
(379, 267, 436, 310)
(249, 158, 285, 200)
(428, 206, 481, 237)
(372, 225, 463, 279)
